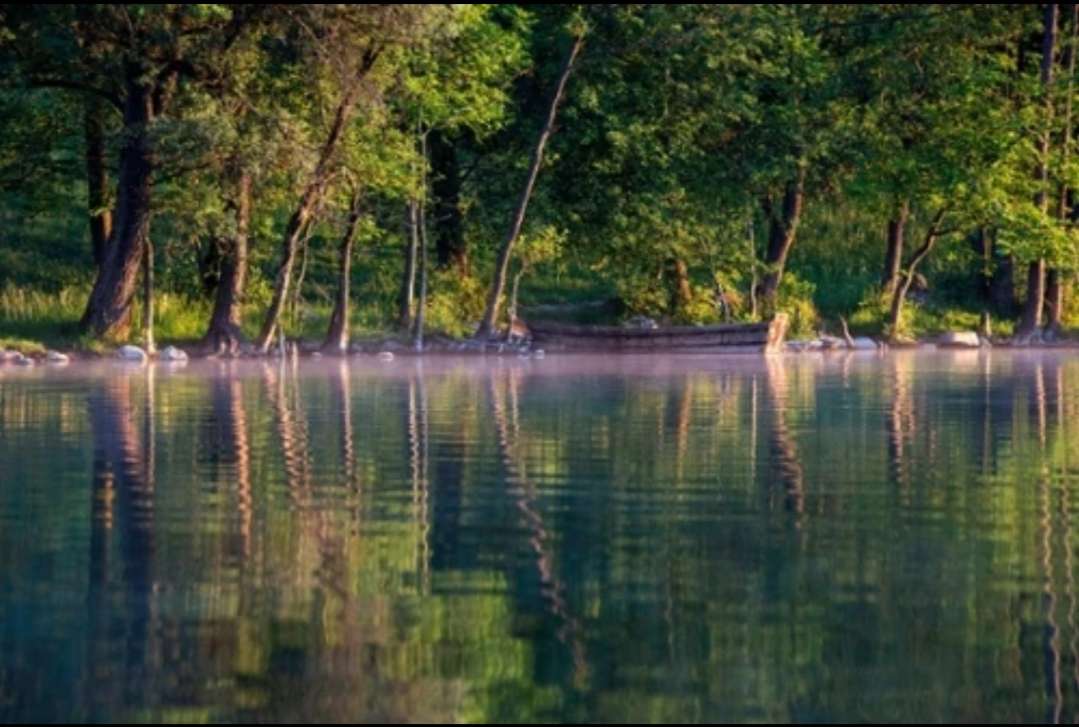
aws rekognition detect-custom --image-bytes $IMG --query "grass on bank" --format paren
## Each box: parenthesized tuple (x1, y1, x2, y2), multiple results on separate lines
(0, 278, 1037, 356)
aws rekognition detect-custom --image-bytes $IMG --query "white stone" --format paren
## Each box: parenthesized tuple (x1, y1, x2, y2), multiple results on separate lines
(117, 345, 148, 362)
(0, 350, 20, 362)
(938, 331, 980, 348)
(532, 349, 545, 359)
(377, 351, 395, 361)
(45, 350, 70, 364)
(850, 336, 877, 351)
(12, 353, 33, 366)
(159, 345, 188, 362)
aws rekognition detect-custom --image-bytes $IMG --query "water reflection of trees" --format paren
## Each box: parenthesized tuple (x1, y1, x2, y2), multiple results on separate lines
(13, 355, 1079, 720)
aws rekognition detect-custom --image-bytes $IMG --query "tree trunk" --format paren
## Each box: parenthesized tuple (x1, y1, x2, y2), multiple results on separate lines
(755, 165, 807, 312)
(1047, 4, 1078, 339)
(888, 208, 947, 342)
(430, 129, 467, 274)
(1019, 260, 1048, 337)
(1019, 3, 1058, 339)
(254, 52, 378, 353)
(882, 200, 909, 295)
(412, 186, 430, 352)
(323, 191, 364, 354)
(398, 199, 419, 330)
(1045, 268, 1064, 338)
(476, 33, 583, 339)
(142, 235, 154, 354)
(202, 170, 251, 354)
(80, 77, 154, 340)
(665, 257, 692, 320)
(84, 97, 112, 271)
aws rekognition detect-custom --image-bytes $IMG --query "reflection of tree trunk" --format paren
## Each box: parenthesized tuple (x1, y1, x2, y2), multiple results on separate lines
(671, 375, 692, 482)
(263, 361, 310, 507)
(489, 369, 589, 686)
(1034, 360, 1063, 723)
(211, 367, 252, 558)
(407, 370, 431, 589)
(887, 354, 914, 499)
(764, 356, 804, 519)
(87, 374, 157, 693)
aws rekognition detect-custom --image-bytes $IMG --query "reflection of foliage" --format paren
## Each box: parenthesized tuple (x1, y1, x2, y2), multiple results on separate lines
(3, 356, 1079, 721)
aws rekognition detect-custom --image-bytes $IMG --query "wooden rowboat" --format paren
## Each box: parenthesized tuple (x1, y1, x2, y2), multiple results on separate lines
(525, 314, 789, 353)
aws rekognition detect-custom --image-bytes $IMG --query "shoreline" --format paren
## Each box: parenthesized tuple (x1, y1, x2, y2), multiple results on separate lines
(5, 335, 1079, 367)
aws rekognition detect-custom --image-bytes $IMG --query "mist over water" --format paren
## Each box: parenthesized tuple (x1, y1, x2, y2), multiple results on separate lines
(0, 351, 1077, 722)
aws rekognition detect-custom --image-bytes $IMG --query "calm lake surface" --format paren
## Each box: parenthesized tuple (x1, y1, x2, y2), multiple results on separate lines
(2, 351, 1079, 722)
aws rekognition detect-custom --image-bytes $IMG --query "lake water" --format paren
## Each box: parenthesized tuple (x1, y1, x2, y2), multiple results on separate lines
(1, 351, 1079, 722)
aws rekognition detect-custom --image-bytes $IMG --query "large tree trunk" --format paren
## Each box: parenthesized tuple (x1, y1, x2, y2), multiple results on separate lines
(754, 165, 807, 313)
(1019, 3, 1058, 339)
(1045, 268, 1064, 337)
(398, 199, 419, 330)
(881, 200, 909, 295)
(323, 191, 364, 354)
(84, 97, 112, 270)
(665, 257, 692, 320)
(888, 208, 947, 342)
(1020, 259, 1048, 337)
(254, 51, 378, 353)
(202, 170, 251, 354)
(476, 34, 584, 339)
(430, 129, 467, 274)
(80, 77, 154, 340)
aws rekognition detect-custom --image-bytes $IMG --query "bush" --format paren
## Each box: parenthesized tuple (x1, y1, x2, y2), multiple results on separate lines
(775, 273, 820, 338)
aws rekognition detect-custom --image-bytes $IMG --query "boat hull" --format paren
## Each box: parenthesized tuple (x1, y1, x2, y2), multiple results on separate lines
(526, 314, 788, 353)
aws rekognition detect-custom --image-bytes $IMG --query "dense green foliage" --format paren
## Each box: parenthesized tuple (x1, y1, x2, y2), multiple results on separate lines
(0, 4, 1078, 347)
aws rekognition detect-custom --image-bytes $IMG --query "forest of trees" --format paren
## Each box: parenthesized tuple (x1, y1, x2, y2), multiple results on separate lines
(2, 4, 1079, 352)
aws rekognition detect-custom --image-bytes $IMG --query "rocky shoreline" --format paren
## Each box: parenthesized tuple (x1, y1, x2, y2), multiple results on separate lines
(3, 328, 1077, 367)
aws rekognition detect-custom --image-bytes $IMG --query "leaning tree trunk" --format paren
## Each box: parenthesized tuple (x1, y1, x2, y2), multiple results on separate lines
(882, 200, 909, 296)
(888, 208, 948, 342)
(80, 80, 155, 340)
(476, 33, 584, 339)
(84, 97, 112, 271)
(323, 191, 364, 354)
(1018, 3, 1058, 339)
(202, 170, 252, 354)
(254, 51, 378, 353)
(755, 165, 807, 313)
